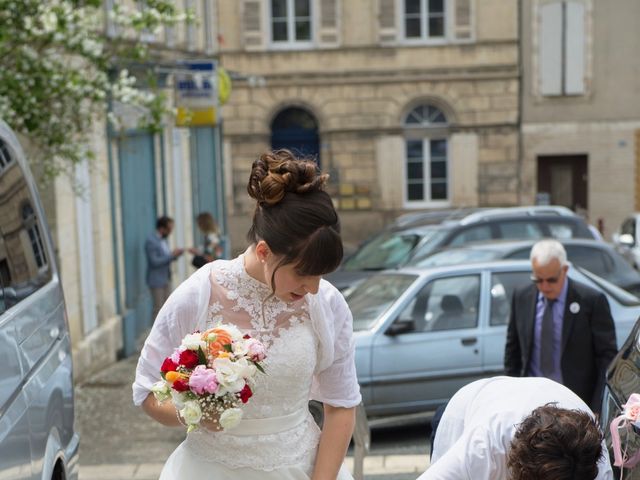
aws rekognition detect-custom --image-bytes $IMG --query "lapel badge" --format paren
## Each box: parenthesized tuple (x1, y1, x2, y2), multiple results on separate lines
(569, 302, 580, 314)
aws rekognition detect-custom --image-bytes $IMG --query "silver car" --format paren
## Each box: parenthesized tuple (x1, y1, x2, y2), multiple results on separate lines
(348, 260, 640, 417)
(0, 120, 79, 479)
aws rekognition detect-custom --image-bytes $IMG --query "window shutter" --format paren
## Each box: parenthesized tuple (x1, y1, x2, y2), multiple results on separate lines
(378, 0, 397, 45)
(453, 0, 473, 41)
(318, 0, 340, 47)
(564, 1, 585, 94)
(539, 2, 563, 96)
(242, 0, 265, 51)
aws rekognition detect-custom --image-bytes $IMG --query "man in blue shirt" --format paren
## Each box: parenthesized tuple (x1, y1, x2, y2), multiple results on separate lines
(145, 216, 183, 322)
(504, 239, 617, 412)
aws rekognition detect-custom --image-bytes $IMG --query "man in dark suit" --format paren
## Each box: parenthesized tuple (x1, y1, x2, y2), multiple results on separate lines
(504, 239, 617, 412)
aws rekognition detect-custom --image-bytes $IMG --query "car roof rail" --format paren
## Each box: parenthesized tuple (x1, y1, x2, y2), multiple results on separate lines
(458, 205, 576, 225)
(392, 207, 486, 228)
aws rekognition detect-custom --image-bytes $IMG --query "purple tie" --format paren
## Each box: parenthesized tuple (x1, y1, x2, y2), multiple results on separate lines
(540, 299, 556, 377)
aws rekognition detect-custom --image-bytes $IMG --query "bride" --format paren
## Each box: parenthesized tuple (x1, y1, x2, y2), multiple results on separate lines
(133, 149, 361, 479)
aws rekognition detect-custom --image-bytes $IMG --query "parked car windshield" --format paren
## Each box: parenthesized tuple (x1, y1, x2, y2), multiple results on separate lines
(576, 266, 640, 306)
(342, 227, 441, 271)
(415, 248, 501, 268)
(346, 273, 418, 331)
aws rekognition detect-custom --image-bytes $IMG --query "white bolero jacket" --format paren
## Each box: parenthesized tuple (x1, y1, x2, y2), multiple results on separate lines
(132, 259, 362, 409)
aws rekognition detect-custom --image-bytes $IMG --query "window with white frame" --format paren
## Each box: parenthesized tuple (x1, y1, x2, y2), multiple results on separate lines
(403, 0, 446, 41)
(21, 203, 47, 270)
(538, 0, 587, 96)
(0, 139, 14, 173)
(270, 0, 312, 46)
(404, 105, 449, 204)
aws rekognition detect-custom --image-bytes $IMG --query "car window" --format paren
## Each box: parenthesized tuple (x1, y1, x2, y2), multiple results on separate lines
(546, 222, 574, 239)
(347, 274, 418, 331)
(505, 247, 530, 260)
(395, 275, 480, 332)
(342, 230, 432, 271)
(576, 267, 640, 307)
(564, 246, 612, 276)
(621, 218, 636, 237)
(448, 225, 492, 247)
(490, 271, 532, 326)
(496, 221, 544, 240)
(0, 138, 52, 309)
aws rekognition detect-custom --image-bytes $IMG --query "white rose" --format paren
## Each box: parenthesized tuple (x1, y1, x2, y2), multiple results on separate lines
(219, 407, 243, 430)
(170, 390, 187, 410)
(232, 357, 257, 378)
(151, 381, 171, 402)
(180, 400, 203, 426)
(181, 333, 206, 351)
(232, 340, 248, 357)
(213, 357, 246, 394)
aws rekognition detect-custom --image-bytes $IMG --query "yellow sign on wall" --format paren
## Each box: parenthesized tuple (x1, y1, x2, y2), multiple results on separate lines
(174, 60, 219, 127)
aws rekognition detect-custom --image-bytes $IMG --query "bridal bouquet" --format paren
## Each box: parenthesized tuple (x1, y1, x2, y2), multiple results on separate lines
(151, 324, 267, 432)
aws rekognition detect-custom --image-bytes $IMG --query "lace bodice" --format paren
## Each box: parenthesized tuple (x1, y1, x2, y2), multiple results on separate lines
(184, 256, 321, 471)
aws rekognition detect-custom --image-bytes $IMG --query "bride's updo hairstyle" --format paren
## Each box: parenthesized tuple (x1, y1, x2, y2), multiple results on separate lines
(247, 149, 343, 286)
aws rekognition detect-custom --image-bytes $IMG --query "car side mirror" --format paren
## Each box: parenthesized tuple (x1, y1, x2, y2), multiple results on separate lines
(385, 319, 415, 336)
(619, 234, 635, 247)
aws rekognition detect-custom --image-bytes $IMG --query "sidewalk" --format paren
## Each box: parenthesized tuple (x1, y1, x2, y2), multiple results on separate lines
(75, 355, 429, 480)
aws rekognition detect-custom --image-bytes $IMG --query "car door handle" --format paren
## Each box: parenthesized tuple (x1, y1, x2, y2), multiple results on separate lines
(461, 337, 477, 346)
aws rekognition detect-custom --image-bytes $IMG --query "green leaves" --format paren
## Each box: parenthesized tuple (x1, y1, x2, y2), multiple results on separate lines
(0, 0, 191, 183)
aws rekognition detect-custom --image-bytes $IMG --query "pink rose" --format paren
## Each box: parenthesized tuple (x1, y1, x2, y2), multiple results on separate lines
(188, 365, 219, 395)
(246, 338, 266, 362)
(627, 405, 640, 421)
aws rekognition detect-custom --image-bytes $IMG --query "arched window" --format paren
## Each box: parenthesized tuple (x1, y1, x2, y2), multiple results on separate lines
(270, 107, 320, 165)
(403, 104, 449, 204)
(21, 203, 47, 269)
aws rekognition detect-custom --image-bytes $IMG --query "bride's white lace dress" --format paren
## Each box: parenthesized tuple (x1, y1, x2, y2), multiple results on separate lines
(143, 256, 355, 479)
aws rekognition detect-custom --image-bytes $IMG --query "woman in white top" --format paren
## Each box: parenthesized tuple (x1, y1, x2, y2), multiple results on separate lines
(133, 150, 361, 479)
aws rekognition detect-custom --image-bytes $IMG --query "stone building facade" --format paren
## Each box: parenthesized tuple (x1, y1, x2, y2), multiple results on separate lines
(520, 0, 640, 239)
(218, 0, 520, 251)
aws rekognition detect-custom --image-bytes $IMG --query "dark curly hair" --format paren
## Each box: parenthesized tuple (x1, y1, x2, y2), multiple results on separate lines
(246, 149, 343, 287)
(507, 404, 604, 480)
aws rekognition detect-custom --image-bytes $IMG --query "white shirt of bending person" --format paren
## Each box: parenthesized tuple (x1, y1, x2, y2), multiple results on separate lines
(418, 376, 613, 480)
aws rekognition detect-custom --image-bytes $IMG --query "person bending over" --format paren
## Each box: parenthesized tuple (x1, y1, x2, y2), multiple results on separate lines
(418, 376, 613, 480)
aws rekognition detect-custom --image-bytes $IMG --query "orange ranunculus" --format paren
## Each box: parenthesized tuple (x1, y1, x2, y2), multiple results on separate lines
(165, 371, 187, 383)
(202, 328, 233, 358)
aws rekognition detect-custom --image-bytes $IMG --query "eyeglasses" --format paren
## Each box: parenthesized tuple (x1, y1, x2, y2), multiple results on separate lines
(530, 275, 561, 285)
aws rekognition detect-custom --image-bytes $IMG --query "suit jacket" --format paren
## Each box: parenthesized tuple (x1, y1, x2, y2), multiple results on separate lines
(504, 278, 617, 412)
(145, 232, 175, 288)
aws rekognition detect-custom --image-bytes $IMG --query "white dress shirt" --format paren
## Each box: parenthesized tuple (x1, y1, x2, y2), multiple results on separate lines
(418, 376, 613, 480)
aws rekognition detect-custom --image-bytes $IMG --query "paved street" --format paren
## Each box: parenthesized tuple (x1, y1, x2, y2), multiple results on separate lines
(76, 355, 432, 480)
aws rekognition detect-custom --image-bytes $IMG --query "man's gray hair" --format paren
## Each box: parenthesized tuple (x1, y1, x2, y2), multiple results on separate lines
(530, 239, 567, 267)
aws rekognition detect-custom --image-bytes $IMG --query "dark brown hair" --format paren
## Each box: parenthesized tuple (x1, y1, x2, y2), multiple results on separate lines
(196, 212, 218, 234)
(246, 149, 343, 285)
(507, 404, 603, 480)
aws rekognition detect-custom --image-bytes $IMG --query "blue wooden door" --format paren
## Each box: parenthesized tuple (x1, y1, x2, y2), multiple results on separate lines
(270, 107, 320, 166)
(190, 127, 226, 255)
(118, 132, 156, 355)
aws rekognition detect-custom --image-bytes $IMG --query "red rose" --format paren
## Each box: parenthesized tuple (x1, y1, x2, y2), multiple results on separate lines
(179, 349, 200, 369)
(243, 334, 251, 339)
(161, 357, 178, 373)
(172, 379, 190, 392)
(239, 384, 253, 404)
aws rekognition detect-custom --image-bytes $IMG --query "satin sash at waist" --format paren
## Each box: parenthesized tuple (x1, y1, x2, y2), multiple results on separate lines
(229, 408, 309, 436)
